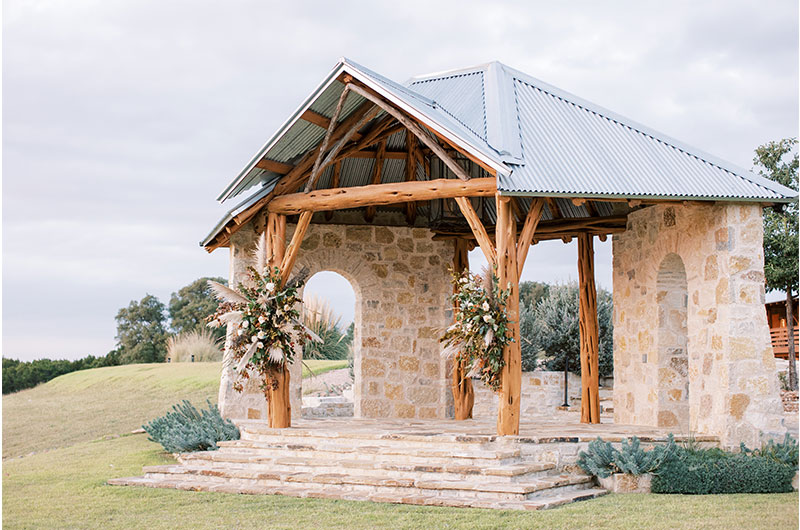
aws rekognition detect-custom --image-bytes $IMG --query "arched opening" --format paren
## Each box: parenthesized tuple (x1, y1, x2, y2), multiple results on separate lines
(656, 253, 689, 431)
(301, 271, 358, 416)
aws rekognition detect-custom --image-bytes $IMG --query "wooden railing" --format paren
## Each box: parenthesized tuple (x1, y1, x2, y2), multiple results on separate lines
(771, 326, 799, 359)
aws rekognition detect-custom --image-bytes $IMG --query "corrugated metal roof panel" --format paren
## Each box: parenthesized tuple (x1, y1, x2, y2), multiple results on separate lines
(408, 70, 486, 140)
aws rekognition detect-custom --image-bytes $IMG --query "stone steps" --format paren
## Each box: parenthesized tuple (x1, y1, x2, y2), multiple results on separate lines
(109, 423, 610, 510)
(108, 474, 607, 510)
(176, 450, 556, 483)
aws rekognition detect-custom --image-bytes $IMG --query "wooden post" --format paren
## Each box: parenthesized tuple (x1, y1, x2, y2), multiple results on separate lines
(578, 233, 601, 423)
(495, 195, 521, 436)
(264, 212, 291, 428)
(451, 239, 474, 420)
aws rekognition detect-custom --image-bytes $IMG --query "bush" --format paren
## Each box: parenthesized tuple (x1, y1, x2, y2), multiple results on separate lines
(302, 295, 351, 360)
(143, 399, 240, 453)
(652, 436, 798, 494)
(2, 353, 120, 394)
(578, 435, 677, 478)
(166, 329, 223, 362)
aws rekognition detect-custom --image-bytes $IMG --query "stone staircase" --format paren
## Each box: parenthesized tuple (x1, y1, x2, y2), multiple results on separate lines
(109, 422, 607, 510)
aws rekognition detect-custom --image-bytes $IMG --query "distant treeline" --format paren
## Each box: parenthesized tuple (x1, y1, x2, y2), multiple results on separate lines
(2, 352, 121, 394)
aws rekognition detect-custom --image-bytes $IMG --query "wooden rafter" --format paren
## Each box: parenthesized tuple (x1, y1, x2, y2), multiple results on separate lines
(301, 109, 332, 130)
(324, 162, 341, 222)
(364, 140, 387, 222)
(454, 196, 496, 265)
(405, 131, 417, 225)
(345, 150, 406, 160)
(516, 198, 544, 276)
(346, 83, 473, 182)
(304, 86, 352, 192)
(545, 197, 562, 219)
(269, 177, 496, 215)
(255, 158, 293, 174)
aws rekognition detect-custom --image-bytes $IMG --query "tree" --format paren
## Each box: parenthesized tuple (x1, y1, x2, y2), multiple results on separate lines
(755, 138, 799, 390)
(168, 277, 227, 340)
(520, 281, 550, 310)
(520, 282, 613, 377)
(115, 294, 169, 364)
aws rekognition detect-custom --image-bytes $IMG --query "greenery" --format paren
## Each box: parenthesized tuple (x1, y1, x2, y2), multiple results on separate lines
(302, 295, 352, 360)
(755, 138, 799, 390)
(577, 435, 677, 478)
(169, 276, 228, 341)
(115, 294, 170, 364)
(2, 353, 120, 394)
(440, 268, 513, 391)
(143, 399, 239, 452)
(740, 433, 799, 468)
(652, 443, 797, 494)
(166, 329, 223, 362)
(2, 363, 797, 529)
(520, 282, 613, 376)
(208, 264, 313, 393)
(520, 281, 550, 311)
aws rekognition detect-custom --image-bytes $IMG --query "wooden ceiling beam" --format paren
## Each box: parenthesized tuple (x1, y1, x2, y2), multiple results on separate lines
(364, 140, 387, 222)
(255, 158, 293, 174)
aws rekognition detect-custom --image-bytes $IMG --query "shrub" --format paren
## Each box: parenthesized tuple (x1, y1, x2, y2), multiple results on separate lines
(302, 295, 351, 360)
(143, 399, 239, 453)
(578, 435, 677, 478)
(652, 444, 796, 494)
(741, 433, 799, 468)
(166, 329, 223, 362)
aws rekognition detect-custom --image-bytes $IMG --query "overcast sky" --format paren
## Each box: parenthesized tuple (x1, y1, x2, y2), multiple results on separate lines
(3, 0, 798, 361)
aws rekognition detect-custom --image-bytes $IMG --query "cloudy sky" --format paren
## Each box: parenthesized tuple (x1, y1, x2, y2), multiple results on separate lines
(3, 0, 797, 361)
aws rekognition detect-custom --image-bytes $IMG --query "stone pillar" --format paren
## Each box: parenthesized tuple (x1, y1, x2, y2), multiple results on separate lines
(612, 203, 785, 448)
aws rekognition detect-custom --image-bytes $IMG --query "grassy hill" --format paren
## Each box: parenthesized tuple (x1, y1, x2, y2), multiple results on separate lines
(2, 360, 346, 459)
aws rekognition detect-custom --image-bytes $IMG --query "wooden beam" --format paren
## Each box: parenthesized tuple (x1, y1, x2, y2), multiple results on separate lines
(495, 195, 521, 436)
(344, 150, 407, 160)
(346, 83, 473, 181)
(545, 197, 562, 219)
(578, 233, 600, 424)
(266, 213, 286, 268)
(304, 86, 352, 191)
(255, 158, 293, 174)
(324, 162, 341, 222)
(279, 211, 313, 287)
(300, 109, 331, 130)
(452, 239, 475, 420)
(516, 198, 544, 276)
(454, 196, 496, 265)
(364, 140, 387, 222)
(269, 177, 497, 215)
(405, 131, 417, 225)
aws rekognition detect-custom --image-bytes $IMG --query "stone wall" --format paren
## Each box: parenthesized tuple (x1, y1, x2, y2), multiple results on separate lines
(218, 218, 454, 421)
(612, 203, 785, 448)
(472, 371, 582, 419)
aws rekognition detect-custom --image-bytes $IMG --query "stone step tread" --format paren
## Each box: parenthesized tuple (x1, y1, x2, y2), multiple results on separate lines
(140, 464, 591, 495)
(176, 454, 554, 477)
(237, 425, 500, 444)
(108, 476, 606, 511)
(213, 440, 521, 459)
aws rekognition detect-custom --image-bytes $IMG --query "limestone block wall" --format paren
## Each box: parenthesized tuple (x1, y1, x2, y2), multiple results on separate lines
(612, 203, 785, 448)
(472, 371, 582, 419)
(219, 219, 454, 421)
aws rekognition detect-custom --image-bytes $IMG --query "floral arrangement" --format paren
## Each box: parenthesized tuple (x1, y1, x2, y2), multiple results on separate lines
(207, 235, 319, 393)
(440, 268, 513, 391)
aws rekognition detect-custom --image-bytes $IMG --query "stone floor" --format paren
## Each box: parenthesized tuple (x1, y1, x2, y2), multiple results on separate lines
(261, 414, 716, 443)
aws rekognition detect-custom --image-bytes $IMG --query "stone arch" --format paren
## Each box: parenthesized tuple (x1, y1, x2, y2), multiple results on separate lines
(656, 252, 689, 431)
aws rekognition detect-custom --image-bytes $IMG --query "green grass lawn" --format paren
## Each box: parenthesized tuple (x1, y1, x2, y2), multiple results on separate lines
(3, 363, 798, 529)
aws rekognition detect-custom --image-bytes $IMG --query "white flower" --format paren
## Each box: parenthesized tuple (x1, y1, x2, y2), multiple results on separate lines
(482, 301, 490, 311)
(265, 282, 275, 292)
(258, 315, 267, 324)
(284, 304, 290, 311)
(237, 329, 244, 336)
(257, 341, 264, 349)
(242, 320, 249, 328)
(251, 335, 258, 343)
(257, 331, 266, 339)
(483, 315, 492, 323)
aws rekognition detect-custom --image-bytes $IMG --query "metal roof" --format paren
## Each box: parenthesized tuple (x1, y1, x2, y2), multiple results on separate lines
(203, 59, 797, 248)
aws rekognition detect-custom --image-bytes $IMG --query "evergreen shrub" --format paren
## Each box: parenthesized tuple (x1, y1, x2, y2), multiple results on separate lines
(577, 435, 676, 478)
(143, 399, 239, 453)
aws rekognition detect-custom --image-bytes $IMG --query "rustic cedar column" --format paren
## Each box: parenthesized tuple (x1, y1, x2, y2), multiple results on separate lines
(496, 195, 522, 435)
(578, 233, 601, 423)
(451, 239, 475, 419)
(265, 212, 291, 428)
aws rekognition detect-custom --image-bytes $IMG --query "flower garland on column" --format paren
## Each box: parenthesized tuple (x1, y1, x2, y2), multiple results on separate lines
(207, 235, 320, 394)
(440, 268, 513, 391)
